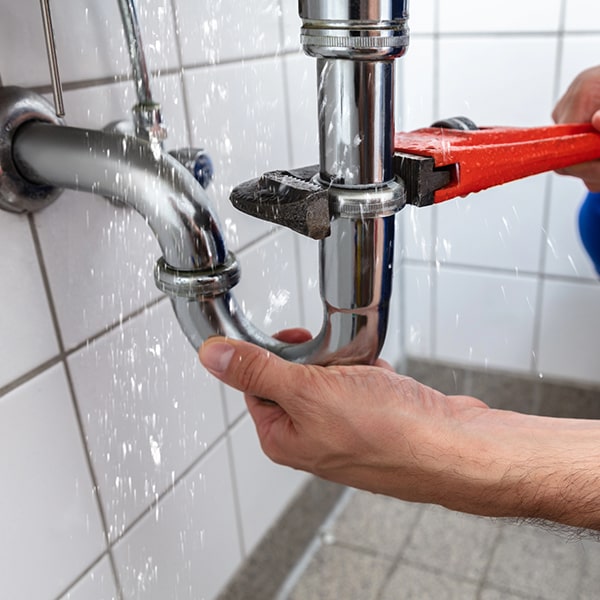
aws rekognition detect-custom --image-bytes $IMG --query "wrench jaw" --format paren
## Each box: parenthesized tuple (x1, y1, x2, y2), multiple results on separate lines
(229, 165, 331, 240)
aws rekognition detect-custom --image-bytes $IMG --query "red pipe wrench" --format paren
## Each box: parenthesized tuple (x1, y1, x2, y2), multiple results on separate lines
(394, 123, 600, 206)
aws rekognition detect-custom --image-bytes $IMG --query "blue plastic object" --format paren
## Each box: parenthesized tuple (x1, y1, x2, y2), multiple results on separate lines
(578, 191, 600, 276)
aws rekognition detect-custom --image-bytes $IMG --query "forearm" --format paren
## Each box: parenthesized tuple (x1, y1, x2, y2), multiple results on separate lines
(447, 409, 600, 530)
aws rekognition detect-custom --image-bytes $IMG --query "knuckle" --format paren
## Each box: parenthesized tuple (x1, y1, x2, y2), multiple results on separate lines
(235, 349, 270, 393)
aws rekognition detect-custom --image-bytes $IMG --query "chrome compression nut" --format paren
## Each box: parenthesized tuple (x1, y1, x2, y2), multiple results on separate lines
(324, 177, 406, 219)
(154, 252, 241, 298)
(299, 0, 409, 60)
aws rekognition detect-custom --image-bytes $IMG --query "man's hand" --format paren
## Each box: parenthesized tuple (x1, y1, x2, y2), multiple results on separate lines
(552, 65, 600, 191)
(199, 334, 600, 530)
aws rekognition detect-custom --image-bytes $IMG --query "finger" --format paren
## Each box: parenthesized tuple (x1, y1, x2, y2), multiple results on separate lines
(555, 161, 600, 191)
(199, 337, 310, 406)
(273, 328, 313, 343)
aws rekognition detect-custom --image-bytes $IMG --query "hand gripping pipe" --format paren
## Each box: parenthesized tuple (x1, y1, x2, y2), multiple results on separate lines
(1, 0, 409, 366)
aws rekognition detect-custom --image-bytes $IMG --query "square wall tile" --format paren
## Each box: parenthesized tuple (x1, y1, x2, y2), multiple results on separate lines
(281, 1, 302, 51)
(175, 0, 281, 66)
(0, 366, 105, 600)
(284, 53, 319, 169)
(544, 174, 597, 279)
(537, 279, 600, 385)
(0, 0, 178, 87)
(113, 438, 242, 600)
(558, 34, 600, 97)
(68, 300, 227, 540)
(564, 0, 600, 31)
(407, 0, 435, 35)
(435, 267, 538, 372)
(399, 36, 435, 131)
(0, 211, 58, 388)
(60, 557, 118, 600)
(403, 263, 433, 358)
(36, 76, 188, 349)
(184, 58, 290, 250)
(435, 175, 547, 273)
(401, 204, 434, 262)
(439, 0, 561, 32)
(230, 414, 309, 554)
(438, 37, 557, 126)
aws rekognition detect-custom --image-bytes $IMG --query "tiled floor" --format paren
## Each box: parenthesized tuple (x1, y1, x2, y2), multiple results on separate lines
(220, 359, 600, 600)
(280, 489, 600, 600)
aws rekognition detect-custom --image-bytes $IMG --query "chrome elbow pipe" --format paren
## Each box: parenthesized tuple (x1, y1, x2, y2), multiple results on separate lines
(5, 105, 392, 364)
(0, 1, 410, 367)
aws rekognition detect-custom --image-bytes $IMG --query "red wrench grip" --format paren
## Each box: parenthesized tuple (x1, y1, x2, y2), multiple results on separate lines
(394, 123, 600, 203)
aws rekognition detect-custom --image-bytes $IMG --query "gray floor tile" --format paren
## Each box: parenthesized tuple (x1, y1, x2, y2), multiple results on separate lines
(329, 491, 422, 558)
(466, 370, 537, 414)
(402, 505, 501, 581)
(486, 522, 587, 600)
(286, 543, 392, 600)
(579, 537, 600, 599)
(479, 586, 537, 600)
(537, 380, 600, 419)
(405, 359, 467, 395)
(379, 562, 478, 600)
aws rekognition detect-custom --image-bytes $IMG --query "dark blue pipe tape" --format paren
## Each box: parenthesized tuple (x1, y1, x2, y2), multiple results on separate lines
(578, 191, 600, 276)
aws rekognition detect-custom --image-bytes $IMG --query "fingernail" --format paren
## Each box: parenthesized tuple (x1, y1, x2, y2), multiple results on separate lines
(200, 342, 235, 376)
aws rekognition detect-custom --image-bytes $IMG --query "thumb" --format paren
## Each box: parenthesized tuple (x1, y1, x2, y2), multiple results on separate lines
(199, 337, 304, 405)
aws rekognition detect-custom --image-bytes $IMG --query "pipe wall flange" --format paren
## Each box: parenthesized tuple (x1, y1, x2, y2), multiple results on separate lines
(325, 177, 406, 219)
(154, 252, 241, 298)
(0, 86, 64, 213)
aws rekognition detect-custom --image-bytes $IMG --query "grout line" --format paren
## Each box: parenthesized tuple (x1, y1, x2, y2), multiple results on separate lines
(530, 4, 568, 377)
(225, 430, 248, 559)
(274, 487, 356, 600)
(51, 551, 113, 600)
(28, 50, 303, 96)
(105, 426, 232, 547)
(429, 0, 441, 360)
(403, 256, 600, 286)
(474, 522, 505, 599)
(28, 213, 124, 598)
(373, 504, 427, 600)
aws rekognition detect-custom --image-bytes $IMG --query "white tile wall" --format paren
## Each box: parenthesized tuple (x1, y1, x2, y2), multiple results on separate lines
(401, 0, 600, 386)
(59, 558, 119, 600)
(438, 0, 562, 33)
(230, 414, 309, 555)
(0, 1, 361, 598)
(68, 300, 227, 540)
(2, 1, 600, 599)
(0, 365, 105, 600)
(112, 438, 242, 600)
(538, 279, 600, 384)
(435, 268, 538, 373)
(0, 211, 59, 388)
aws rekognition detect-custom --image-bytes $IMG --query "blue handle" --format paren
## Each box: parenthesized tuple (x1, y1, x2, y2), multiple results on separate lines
(579, 191, 600, 276)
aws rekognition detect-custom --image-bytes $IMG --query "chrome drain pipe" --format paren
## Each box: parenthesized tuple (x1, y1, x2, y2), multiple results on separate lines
(1, 0, 411, 366)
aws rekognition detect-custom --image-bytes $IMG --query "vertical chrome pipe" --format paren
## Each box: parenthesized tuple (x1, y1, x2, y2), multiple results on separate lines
(117, 0, 153, 106)
(317, 59, 395, 186)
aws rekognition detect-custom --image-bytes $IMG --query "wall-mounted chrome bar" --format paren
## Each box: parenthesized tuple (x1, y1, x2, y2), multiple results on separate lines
(39, 0, 65, 117)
